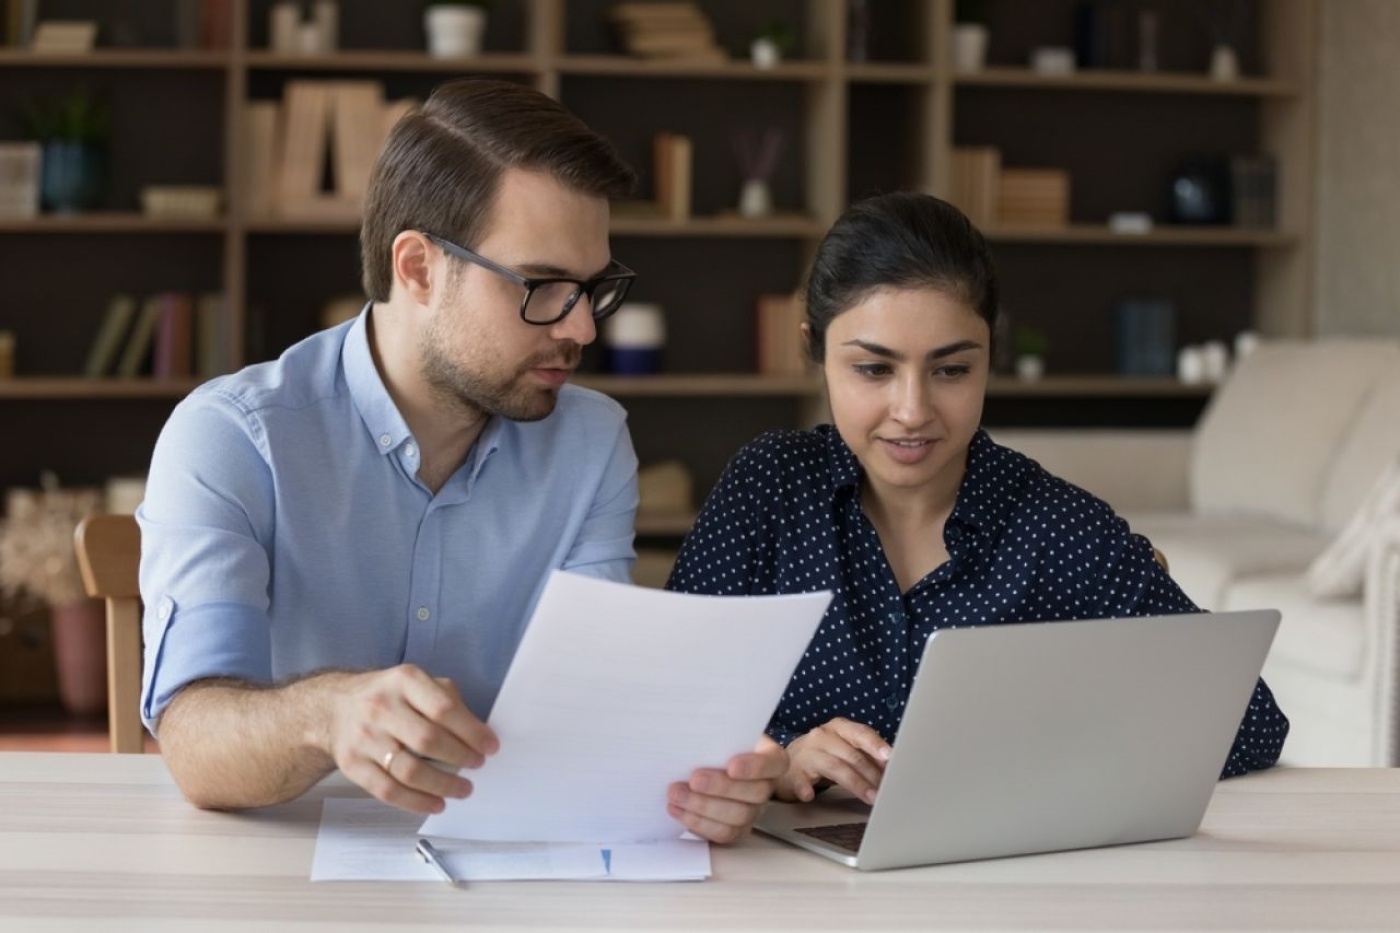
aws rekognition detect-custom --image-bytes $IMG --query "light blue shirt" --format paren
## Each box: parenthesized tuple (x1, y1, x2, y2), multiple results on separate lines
(137, 309, 638, 732)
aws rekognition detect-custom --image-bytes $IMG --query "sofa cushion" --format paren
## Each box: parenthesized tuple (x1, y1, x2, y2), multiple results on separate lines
(1125, 512, 1328, 610)
(1318, 352, 1400, 533)
(1191, 339, 1400, 529)
(1307, 458, 1400, 598)
(1222, 572, 1364, 682)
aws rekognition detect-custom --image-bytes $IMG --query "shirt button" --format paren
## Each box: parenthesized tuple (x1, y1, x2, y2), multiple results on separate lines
(405, 443, 417, 459)
(416, 607, 431, 621)
(379, 433, 392, 447)
(158, 597, 174, 621)
(885, 695, 899, 710)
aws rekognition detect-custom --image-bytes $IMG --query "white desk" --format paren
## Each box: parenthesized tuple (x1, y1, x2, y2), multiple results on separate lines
(3, 752, 1399, 931)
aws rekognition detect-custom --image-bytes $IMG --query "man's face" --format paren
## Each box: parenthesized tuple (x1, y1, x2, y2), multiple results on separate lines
(419, 168, 613, 422)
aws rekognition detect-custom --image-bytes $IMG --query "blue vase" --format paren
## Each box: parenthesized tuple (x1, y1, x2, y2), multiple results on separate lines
(40, 141, 106, 213)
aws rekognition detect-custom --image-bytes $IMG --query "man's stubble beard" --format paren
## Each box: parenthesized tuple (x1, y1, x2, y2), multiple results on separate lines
(419, 317, 583, 423)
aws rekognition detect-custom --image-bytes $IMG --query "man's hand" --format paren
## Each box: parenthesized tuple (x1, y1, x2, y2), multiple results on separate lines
(326, 665, 499, 815)
(666, 736, 788, 844)
(775, 718, 890, 805)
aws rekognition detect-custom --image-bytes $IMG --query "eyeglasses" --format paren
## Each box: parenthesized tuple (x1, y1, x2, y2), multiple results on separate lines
(421, 231, 636, 326)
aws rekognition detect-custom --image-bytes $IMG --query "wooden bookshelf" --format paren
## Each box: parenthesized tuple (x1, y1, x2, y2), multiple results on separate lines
(0, 0, 1319, 495)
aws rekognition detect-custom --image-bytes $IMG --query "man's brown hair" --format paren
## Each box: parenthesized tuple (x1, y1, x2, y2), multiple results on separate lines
(360, 78, 636, 301)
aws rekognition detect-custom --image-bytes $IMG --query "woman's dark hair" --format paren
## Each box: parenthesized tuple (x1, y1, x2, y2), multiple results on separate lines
(803, 192, 1000, 362)
(360, 78, 636, 302)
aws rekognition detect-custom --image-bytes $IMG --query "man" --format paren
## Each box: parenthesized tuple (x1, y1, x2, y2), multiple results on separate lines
(137, 79, 783, 843)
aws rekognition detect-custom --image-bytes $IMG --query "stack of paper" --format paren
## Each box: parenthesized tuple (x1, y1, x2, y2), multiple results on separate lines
(313, 571, 831, 883)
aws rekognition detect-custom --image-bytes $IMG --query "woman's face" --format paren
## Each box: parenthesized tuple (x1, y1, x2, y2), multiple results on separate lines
(821, 286, 991, 504)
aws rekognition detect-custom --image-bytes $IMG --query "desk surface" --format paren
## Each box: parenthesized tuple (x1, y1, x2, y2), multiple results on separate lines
(3, 753, 1399, 931)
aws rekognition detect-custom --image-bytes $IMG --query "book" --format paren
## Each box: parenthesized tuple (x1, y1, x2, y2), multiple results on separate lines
(83, 294, 138, 378)
(114, 296, 164, 378)
(277, 81, 333, 211)
(331, 81, 387, 206)
(153, 292, 194, 380)
(653, 132, 692, 221)
(194, 292, 232, 378)
(243, 100, 280, 217)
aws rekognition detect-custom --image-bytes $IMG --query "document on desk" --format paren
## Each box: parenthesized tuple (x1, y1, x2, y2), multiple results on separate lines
(312, 798, 711, 881)
(420, 570, 831, 843)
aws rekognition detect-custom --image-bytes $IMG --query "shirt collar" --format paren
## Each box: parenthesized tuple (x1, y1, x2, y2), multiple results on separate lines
(342, 304, 505, 477)
(949, 429, 1024, 534)
(821, 425, 863, 497)
(343, 304, 413, 458)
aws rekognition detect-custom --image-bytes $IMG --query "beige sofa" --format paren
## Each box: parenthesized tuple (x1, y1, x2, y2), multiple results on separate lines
(994, 338, 1400, 766)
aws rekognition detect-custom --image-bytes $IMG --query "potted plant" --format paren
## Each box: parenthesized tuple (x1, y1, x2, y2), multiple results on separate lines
(19, 85, 111, 214)
(750, 19, 794, 69)
(1012, 325, 1048, 381)
(423, 0, 492, 59)
(952, 0, 989, 73)
(0, 477, 107, 717)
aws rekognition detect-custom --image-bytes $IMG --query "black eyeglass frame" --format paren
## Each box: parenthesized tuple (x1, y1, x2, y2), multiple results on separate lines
(421, 231, 636, 326)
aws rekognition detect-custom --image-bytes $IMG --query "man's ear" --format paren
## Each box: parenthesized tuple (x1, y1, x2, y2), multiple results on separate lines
(391, 231, 436, 306)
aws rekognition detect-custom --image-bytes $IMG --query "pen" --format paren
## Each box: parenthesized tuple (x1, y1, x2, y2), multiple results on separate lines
(416, 837, 458, 886)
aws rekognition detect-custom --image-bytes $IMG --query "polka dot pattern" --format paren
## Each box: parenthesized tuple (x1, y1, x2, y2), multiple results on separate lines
(667, 426, 1288, 778)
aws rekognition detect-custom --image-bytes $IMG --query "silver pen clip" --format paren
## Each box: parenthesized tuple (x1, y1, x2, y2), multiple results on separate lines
(415, 837, 458, 887)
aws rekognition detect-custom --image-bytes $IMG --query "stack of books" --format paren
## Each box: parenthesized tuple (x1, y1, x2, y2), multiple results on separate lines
(243, 80, 418, 220)
(998, 168, 1070, 227)
(950, 147, 1002, 229)
(83, 292, 234, 381)
(607, 2, 725, 61)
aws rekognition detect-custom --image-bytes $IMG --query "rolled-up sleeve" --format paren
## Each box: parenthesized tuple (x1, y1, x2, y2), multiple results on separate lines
(137, 390, 278, 732)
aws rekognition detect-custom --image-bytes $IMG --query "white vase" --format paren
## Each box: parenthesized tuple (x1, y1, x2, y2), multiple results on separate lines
(952, 23, 989, 73)
(750, 37, 780, 69)
(1014, 355, 1044, 382)
(1209, 44, 1239, 82)
(738, 179, 773, 218)
(425, 5, 487, 59)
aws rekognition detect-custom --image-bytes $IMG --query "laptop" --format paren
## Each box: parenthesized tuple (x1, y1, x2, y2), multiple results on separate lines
(755, 608, 1281, 871)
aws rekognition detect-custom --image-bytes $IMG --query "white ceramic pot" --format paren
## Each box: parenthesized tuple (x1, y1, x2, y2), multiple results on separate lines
(750, 37, 780, 69)
(424, 5, 487, 59)
(952, 23, 989, 73)
(1014, 355, 1044, 382)
(738, 179, 773, 218)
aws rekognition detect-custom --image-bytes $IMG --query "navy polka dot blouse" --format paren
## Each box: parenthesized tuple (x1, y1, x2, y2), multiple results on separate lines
(667, 426, 1288, 778)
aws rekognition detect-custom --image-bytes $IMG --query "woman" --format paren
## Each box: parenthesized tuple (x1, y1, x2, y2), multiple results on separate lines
(667, 192, 1287, 806)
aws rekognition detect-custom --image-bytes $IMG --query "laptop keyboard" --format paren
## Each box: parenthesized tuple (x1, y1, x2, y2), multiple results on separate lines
(796, 821, 866, 853)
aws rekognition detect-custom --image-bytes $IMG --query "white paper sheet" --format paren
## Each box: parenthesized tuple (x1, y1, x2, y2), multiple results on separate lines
(420, 571, 831, 842)
(311, 798, 710, 882)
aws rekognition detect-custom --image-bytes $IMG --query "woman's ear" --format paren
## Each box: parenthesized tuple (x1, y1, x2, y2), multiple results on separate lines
(800, 322, 815, 362)
(391, 231, 436, 306)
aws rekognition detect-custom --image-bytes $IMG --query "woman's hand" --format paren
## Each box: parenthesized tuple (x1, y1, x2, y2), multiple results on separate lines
(775, 718, 891, 805)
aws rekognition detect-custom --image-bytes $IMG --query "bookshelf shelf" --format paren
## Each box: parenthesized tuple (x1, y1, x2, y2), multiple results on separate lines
(985, 376, 1214, 398)
(243, 51, 539, 74)
(953, 67, 1301, 98)
(0, 49, 231, 69)
(846, 63, 935, 84)
(982, 225, 1299, 247)
(573, 374, 821, 398)
(0, 378, 201, 400)
(555, 55, 828, 81)
(0, 214, 227, 234)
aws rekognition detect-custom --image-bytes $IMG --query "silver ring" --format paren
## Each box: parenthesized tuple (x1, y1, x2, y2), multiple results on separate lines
(381, 747, 399, 773)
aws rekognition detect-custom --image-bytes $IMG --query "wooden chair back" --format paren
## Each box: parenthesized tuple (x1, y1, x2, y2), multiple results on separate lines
(73, 514, 144, 754)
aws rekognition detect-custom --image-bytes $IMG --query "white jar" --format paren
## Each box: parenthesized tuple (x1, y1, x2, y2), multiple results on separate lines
(425, 5, 488, 59)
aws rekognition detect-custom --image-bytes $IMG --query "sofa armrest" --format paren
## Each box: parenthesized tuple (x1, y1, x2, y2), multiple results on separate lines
(987, 428, 1193, 514)
(1365, 516, 1400, 766)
